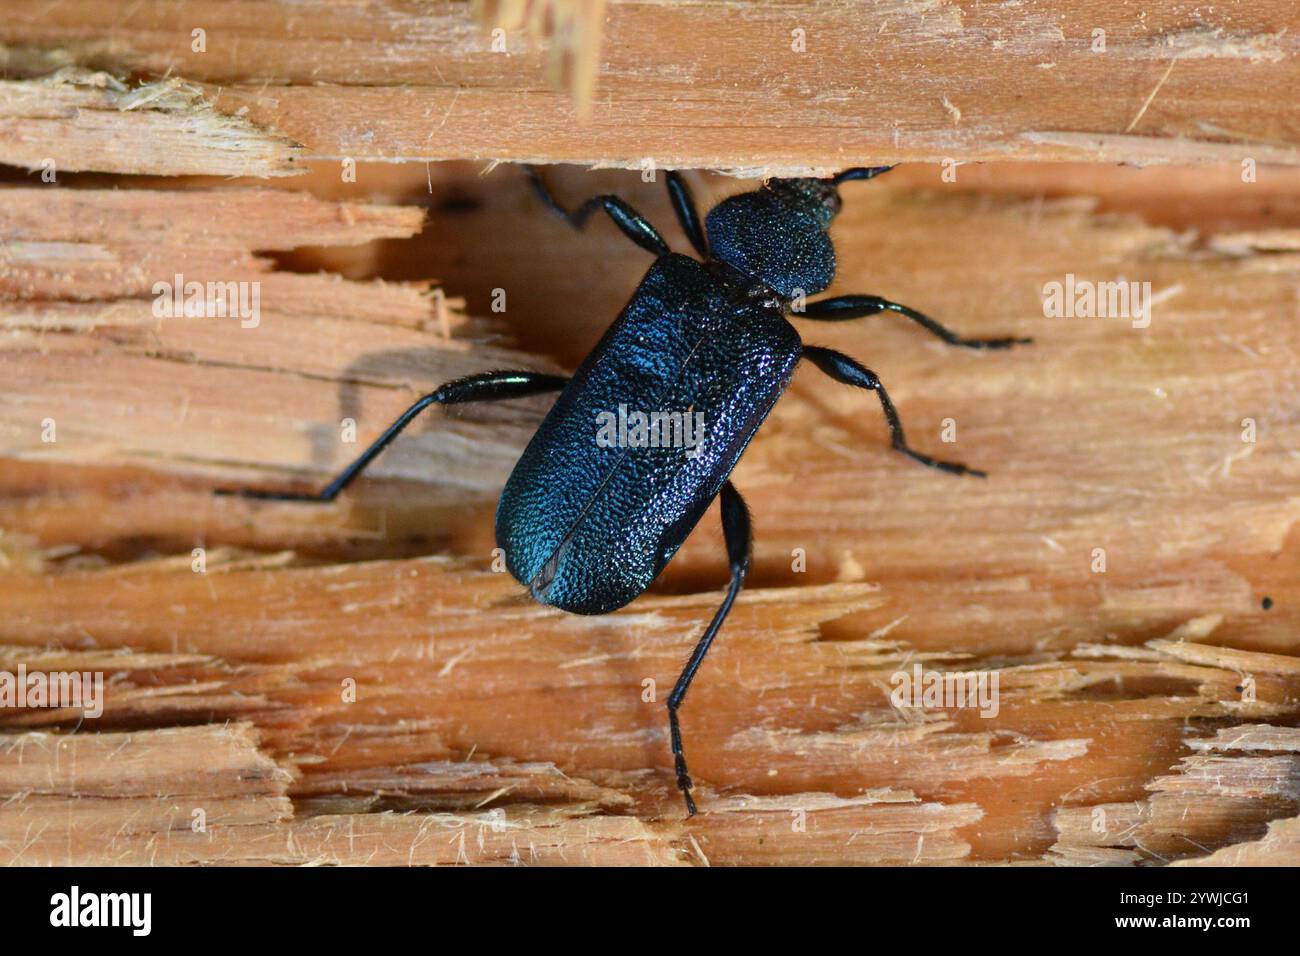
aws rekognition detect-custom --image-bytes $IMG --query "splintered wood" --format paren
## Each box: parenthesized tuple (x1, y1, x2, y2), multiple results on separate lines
(0, 69, 304, 178)
(0, 2, 1298, 175)
(1, 159, 1298, 866)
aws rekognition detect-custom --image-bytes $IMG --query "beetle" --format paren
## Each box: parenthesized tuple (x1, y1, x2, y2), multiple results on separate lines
(223, 165, 1029, 815)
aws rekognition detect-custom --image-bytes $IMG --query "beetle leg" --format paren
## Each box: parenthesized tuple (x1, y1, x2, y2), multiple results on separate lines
(832, 166, 896, 185)
(665, 171, 709, 259)
(800, 295, 1032, 350)
(666, 480, 752, 816)
(801, 345, 987, 477)
(524, 165, 671, 258)
(217, 371, 568, 502)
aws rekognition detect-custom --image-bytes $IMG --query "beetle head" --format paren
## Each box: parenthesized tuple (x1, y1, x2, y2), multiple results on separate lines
(704, 177, 845, 299)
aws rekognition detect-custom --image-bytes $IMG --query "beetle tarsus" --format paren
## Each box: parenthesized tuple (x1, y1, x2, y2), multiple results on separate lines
(673, 749, 698, 816)
(898, 447, 988, 479)
(215, 486, 335, 502)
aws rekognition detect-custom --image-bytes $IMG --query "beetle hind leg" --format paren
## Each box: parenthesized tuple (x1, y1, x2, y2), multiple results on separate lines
(666, 480, 752, 816)
(216, 370, 568, 502)
(802, 345, 987, 477)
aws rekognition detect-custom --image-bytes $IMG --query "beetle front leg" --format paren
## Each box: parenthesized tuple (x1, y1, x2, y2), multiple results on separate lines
(216, 370, 568, 502)
(802, 345, 987, 477)
(524, 165, 671, 258)
(665, 171, 708, 259)
(800, 295, 1032, 350)
(666, 480, 752, 816)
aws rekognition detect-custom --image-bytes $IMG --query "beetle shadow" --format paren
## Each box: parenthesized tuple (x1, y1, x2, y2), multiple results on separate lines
(294, 345, 549, 561)
(350, 163, 718, 369)
(304, 347, 430, 477)
(308, 345, 557, 472)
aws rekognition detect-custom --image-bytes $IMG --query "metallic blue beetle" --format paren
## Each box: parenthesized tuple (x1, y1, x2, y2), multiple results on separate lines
(227, 166, 1029, 814)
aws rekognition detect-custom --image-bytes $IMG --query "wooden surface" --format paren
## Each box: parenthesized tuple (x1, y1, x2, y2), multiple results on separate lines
(2, 159, 1299, 865)
(1, 1, 1299, 175)
(1, 0, 1298, 867)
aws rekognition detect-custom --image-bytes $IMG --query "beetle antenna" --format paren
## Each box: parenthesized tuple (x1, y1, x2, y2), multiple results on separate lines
(833, 166, 895, 184)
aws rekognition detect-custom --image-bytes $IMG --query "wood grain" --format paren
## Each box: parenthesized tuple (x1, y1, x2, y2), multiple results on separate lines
(2, 159, 1298, 864)
(0, 1, 1297, 175)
